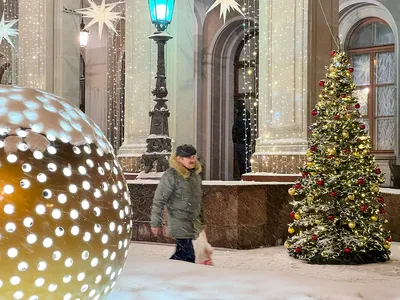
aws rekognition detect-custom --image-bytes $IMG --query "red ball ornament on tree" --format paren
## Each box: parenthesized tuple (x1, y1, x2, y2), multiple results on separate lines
(387, 237, 392, 242)
(377, 197, 384, 203)
(312, 234, 318, 241)
(295, 247, 302, 253)
(375, 168, 381, 174)
(360, 124, 366, 130)
(343, 149, 349, 154)
(328, 154, 334, 159)
(333, 114, 340, 120)
(290, 212, 296, 219)
(357, 177, 365, 185)
(311, 109, 318, 116)
(327, 215, 334, 221)
(349, 67, 354, 73)
(318, 80, 325, 87)
(330, 191, 337, 197)
(317, 179, 324, 186)
(295, 182, 302, 189)
(310, 145, 317, 152)
(302, 171, 309, 178)
(380, 209, 386, 215)
(360, 204, 368, 212)
(344, 248, 352, 254)
(331, 50, 337, 57)
(355, 103, 361, 109)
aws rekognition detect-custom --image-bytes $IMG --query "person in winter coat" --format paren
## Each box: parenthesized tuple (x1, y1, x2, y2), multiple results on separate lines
(151, 144, 203, 263)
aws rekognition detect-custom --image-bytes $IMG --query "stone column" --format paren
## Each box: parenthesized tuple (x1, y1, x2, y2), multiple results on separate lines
(167, 0, 196, 148)
(18, 0, 80, 106)
(118, 0, 155, 173)
(53, 0, 81, 107)
(252, 0, 338, 175)
(18, 0, 54, 90)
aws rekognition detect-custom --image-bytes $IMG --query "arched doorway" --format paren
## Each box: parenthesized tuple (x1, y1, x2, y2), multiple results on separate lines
(232, 33, 259, 179)
(79, 54, 86, 112)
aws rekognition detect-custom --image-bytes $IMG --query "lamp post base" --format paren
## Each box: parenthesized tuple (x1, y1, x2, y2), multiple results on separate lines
(142, 31, 173, 174)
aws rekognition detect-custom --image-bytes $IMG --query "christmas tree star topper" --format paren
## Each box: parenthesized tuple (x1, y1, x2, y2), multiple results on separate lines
(0, 13, 18, 49)
(77, 0, 124, 39)
(206, 0, 244, 23)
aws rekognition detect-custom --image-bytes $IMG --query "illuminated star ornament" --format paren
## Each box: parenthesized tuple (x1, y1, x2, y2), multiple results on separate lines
(77, 0, 124, 39)
(0, 13, 18, 49)
(206, 0, 244, 23)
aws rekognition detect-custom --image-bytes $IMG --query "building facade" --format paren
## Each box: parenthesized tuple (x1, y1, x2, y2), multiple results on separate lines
(3, 0, 399, 185)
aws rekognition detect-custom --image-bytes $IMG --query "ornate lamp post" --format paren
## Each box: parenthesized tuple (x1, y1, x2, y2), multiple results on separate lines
(142, 0, 175, 173)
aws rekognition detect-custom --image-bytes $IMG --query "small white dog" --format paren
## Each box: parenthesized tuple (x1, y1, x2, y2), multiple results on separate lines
(193, 230, 214, 265)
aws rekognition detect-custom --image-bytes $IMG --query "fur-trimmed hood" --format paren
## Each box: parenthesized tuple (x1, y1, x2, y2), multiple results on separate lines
(169, 154, 202, 179)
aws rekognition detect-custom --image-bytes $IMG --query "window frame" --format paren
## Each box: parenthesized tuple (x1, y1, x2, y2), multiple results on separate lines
(346, 18, 395, 153)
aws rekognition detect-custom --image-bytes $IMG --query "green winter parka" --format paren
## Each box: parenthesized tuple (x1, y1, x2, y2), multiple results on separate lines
(150, 155, 203, 239)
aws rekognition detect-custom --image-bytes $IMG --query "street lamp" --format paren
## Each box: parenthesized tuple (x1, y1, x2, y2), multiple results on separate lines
(79, 0, 89, 47)
(142, 0, 175, 173)
(80, 20, 89, 47)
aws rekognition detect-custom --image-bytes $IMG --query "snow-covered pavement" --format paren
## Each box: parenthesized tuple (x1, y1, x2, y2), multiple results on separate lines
(110, 242, 400, 299)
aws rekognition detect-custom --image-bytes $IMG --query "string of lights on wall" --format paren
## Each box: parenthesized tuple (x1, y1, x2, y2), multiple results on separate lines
(18, 0, 46, 89)
(242, 0, 259, 172)
(106, 0, 125, 153)
(251, 1, 309, 174)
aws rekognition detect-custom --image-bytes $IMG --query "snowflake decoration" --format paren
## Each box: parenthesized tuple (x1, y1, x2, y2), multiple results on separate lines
(206, 0, 244, 23)
(0, 13, 18, 49)
(77, 0, 124, 39)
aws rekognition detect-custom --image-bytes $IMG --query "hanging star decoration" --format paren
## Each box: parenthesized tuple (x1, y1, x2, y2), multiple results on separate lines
(206, 0, 244, 23)
(0, 13, 18, 49)
(77, 0, 124, 39)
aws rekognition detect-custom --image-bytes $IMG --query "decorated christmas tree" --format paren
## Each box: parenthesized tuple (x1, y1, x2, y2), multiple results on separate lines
(286, 50, 392, 264)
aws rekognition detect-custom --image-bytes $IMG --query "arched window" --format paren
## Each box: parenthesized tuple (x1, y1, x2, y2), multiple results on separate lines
(347, 18, 395, 152)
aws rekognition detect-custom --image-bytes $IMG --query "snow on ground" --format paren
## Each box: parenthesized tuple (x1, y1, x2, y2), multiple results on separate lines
(110, 242, 400, 300)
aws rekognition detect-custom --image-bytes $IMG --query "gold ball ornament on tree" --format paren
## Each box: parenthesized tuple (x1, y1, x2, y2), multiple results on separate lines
(384, 242, 391, 250)
(288, 188, 296, 196)
(294, 212, 301, 220)
(0, 86, 132, 299)
(348, 222, 356, 229)
(288, 227, 295, 234)
(284, 241, 291, 248)
(347, 194, 355, 201)
(371, 215, 379, 222)
(342, 130, 349, 138)
(307, 194, 314, 201)
(371, 185, 379, 192)
(327, 148, 336, 155)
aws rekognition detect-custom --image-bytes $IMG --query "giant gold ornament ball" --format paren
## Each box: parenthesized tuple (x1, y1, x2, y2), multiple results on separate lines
(0, 86, 132, 299)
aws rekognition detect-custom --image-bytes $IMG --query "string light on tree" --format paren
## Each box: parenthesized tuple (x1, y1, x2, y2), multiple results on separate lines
(286, 51, 391, 264)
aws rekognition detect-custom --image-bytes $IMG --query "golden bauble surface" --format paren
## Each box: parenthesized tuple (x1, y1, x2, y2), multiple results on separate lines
(0, 86, 132, 299)
(348, 222, 356, 229)
(288, 227, 295, 234)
